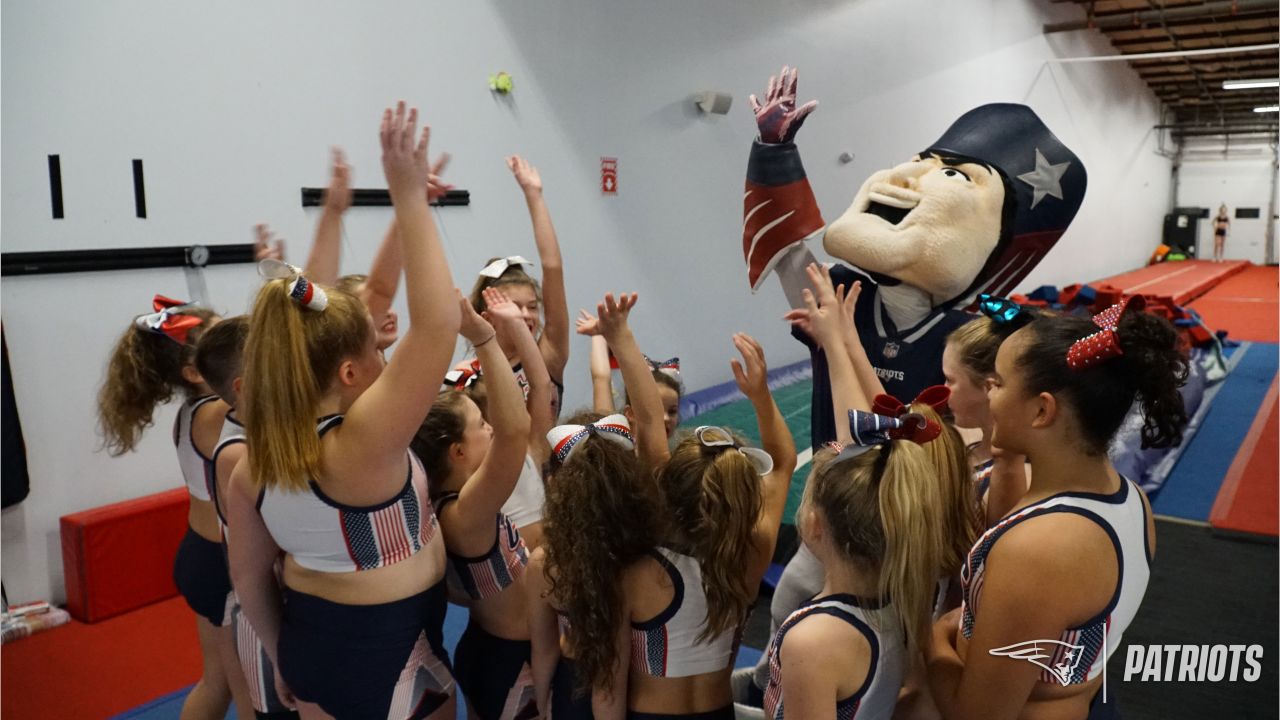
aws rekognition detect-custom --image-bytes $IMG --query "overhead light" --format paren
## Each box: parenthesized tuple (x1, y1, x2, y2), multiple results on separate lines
(1223, 78, 1279, 90)
(1253, 106, 1280, 113)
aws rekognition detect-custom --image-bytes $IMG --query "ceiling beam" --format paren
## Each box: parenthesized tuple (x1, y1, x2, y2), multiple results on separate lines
(1111, 28, 1277, 47)
(1045, 0, 1278, 33)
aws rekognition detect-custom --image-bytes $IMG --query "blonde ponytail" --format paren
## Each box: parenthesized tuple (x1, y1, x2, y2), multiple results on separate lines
(876, 440, 947, 651)
(242, 279, 369, 491)
(909, 405, 980, 578)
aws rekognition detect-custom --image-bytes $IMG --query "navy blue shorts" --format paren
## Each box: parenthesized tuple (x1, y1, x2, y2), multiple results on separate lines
(172, 527, 232, 626)
(1086, 684, 1120, 720)
(278, 582, 453, 719)
(628, 708, 734, 720)
(552, 657, 593, 719)
(454, 622, 535, 719)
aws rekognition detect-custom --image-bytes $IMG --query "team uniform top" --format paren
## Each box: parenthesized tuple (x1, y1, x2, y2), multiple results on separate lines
(173, 394, 222, 502)
(210, 411, 246, 531)
(961, 476, 1152, 685)
(792, 266, 971, 449)
(764, 594, 905, 720)
(433, 492, 529, 601)
(257, 416, 439, 573)
(973, 457, 995, 501)
(630, 548, 738, 678)
(502, 454, 546, 529)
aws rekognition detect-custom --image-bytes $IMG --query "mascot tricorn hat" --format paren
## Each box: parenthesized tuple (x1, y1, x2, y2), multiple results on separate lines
(925, 103, 1086, 307)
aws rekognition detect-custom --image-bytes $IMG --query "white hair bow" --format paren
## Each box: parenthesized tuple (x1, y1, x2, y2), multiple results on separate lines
(547, 414, 634, 464)
(478, 255, 533, 279)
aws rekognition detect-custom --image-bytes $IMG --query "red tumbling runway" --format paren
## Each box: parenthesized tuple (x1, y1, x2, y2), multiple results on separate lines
(1187, 265, 1279, 344)
(1, 596, 202, 719)
(1210, 374, 1280, 537)
(1095, 259, 1250, 305)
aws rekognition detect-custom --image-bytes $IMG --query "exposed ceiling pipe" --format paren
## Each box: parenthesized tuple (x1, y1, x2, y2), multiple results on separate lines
(1046, 42, 1279, 63)
(1044, 0, 1278, 34)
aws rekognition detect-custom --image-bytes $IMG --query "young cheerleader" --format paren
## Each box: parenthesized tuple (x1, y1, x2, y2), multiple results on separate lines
(763, 409, 951, 720)
(927, 298, 1183, 720)
(577, 310, 682, 439)
(616, 329, 796, 720)
(98, 296, 252, 720)
(943, 296, 1034, 525)
(527, 292, 670, 719)
(410, 288, 548, 720)
(195, 317, 300, 720)
(226, 102, 460, 720)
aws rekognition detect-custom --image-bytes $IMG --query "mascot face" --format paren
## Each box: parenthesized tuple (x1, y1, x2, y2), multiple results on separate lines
(824, 154, 1006, 305)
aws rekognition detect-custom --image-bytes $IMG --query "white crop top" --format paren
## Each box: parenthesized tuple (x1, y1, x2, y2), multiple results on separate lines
(173, 395, 221, 502)
(630, 547, 738, 678)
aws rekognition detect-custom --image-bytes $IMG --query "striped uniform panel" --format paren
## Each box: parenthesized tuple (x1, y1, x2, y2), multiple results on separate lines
(452, 514, 528, 601)
(974, 459, 994, 500)
(232, 600, 289, 714)
(339, 483, 424, 571)
(765, 602, 870, 720)
(386, 630, 454, 719)
(630, 625, 668, 677)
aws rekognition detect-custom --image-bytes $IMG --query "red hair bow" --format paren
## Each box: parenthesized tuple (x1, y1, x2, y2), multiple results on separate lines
(1067, 296, 1146, 371)
(134, 295, 202, 345)
(443, 359, 483, 391)
(872, 385, 951, 418)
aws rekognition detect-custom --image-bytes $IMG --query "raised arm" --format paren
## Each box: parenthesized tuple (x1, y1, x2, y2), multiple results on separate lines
(838, 280, 887, 401)
(445, 291, 531, 555)
(598, 293, 668, 467)
(491, 286, 555, 464)
(731, 334, 797, 546)
(508, 155, 569, 383)
(304, 148, 351, 286)
(577, 310, 617, 414)
(784, 263, 869, 445)
(253, 223, 286, 263)
(339, 103, 461, 472)
(360, 154, 452, 317)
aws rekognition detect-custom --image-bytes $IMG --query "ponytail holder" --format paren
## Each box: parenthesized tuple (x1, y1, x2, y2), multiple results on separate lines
(443, 359, 483, 391)
(478, 255, 533, 279)
(978, 294, 1035, 329)
(134, 294, 202, 345)
(547, 413, 634, 464)
(872, 385, 951, 418)
(1067, 296, 1146, 371)
(258, 259, 328, 311)
(694, 425, 774, 475)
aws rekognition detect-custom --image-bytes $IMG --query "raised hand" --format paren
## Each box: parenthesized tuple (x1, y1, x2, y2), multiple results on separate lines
(483, 287, 525, 328)
(575, 309, 601, 337)
(596, 292, 638, 342)
(426, 153, 453, 202)
(458, 289, 496, 346)
(839, 279, 862, 326)
(730, 333, 770, 403)
(749, 65, 818, 145)
(253, 223, 285, 262)
(380, 101, 431, 199)
(324, 147, 353, 214)
(782, 263, 845, 346)
(507, 155, 543, 195)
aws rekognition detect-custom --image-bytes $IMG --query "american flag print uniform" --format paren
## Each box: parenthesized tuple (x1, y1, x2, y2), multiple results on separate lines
(960, 476, 1152, 685)
(629, 548, 738, 678)
(763, 594, 905, 720)
(258, 416, 439, 574)
(440, 505, 529, 601)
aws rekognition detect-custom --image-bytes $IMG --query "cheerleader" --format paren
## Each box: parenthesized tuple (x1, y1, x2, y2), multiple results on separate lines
(577, 310, 683, 439)
(410, 288, 548, 719)
(927, 299, 1183, 719)
(98, 297, 248, 719)
(226, 102, 460, 720)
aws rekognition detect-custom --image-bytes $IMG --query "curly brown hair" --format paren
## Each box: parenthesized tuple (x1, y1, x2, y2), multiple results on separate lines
(97, 306, 218, 456)
(656, 430, 761, 642)
(543, 434, 656, 695)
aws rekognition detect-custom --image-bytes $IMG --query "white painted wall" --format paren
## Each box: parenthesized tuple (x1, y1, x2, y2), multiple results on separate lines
(1, 0, 1169, 603)
(1176, 137, 1278, 265)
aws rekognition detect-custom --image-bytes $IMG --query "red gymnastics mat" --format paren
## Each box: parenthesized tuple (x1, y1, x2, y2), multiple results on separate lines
(1210, 373, 1280, 538)
(1095, 259, 1250, 306)
(1187, 265, 1279, 344)
(1, 596, 203, 719)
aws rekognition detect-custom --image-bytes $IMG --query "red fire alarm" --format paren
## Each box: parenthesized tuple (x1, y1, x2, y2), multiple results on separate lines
(601, 157, 618, 194)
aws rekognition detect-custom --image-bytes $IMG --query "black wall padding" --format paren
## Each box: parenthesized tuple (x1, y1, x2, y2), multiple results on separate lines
(2, 328, 31, 509)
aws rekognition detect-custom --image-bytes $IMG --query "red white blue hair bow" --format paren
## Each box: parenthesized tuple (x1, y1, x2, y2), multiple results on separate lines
(1067, 295, 1146, 371)
(847, 409, 941, 449)
(134, 295, 202, 345)
(443, 359, 483, 391)
(872, 385, 951, 418)
(647, 356, 681, 381)
(258, 259, 328, 312)
(547, 413, 634, 464)
(478, 255, 533, 279)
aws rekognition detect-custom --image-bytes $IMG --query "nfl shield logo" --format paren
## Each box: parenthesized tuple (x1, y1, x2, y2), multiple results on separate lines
(883, 342, 900, 359)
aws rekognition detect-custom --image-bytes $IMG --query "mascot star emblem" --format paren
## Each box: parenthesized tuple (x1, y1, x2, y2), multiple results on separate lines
(1017, 148, 1070, 209)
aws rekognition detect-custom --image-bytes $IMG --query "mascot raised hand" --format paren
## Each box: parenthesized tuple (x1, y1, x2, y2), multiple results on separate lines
(743, 66, 1086, 448)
